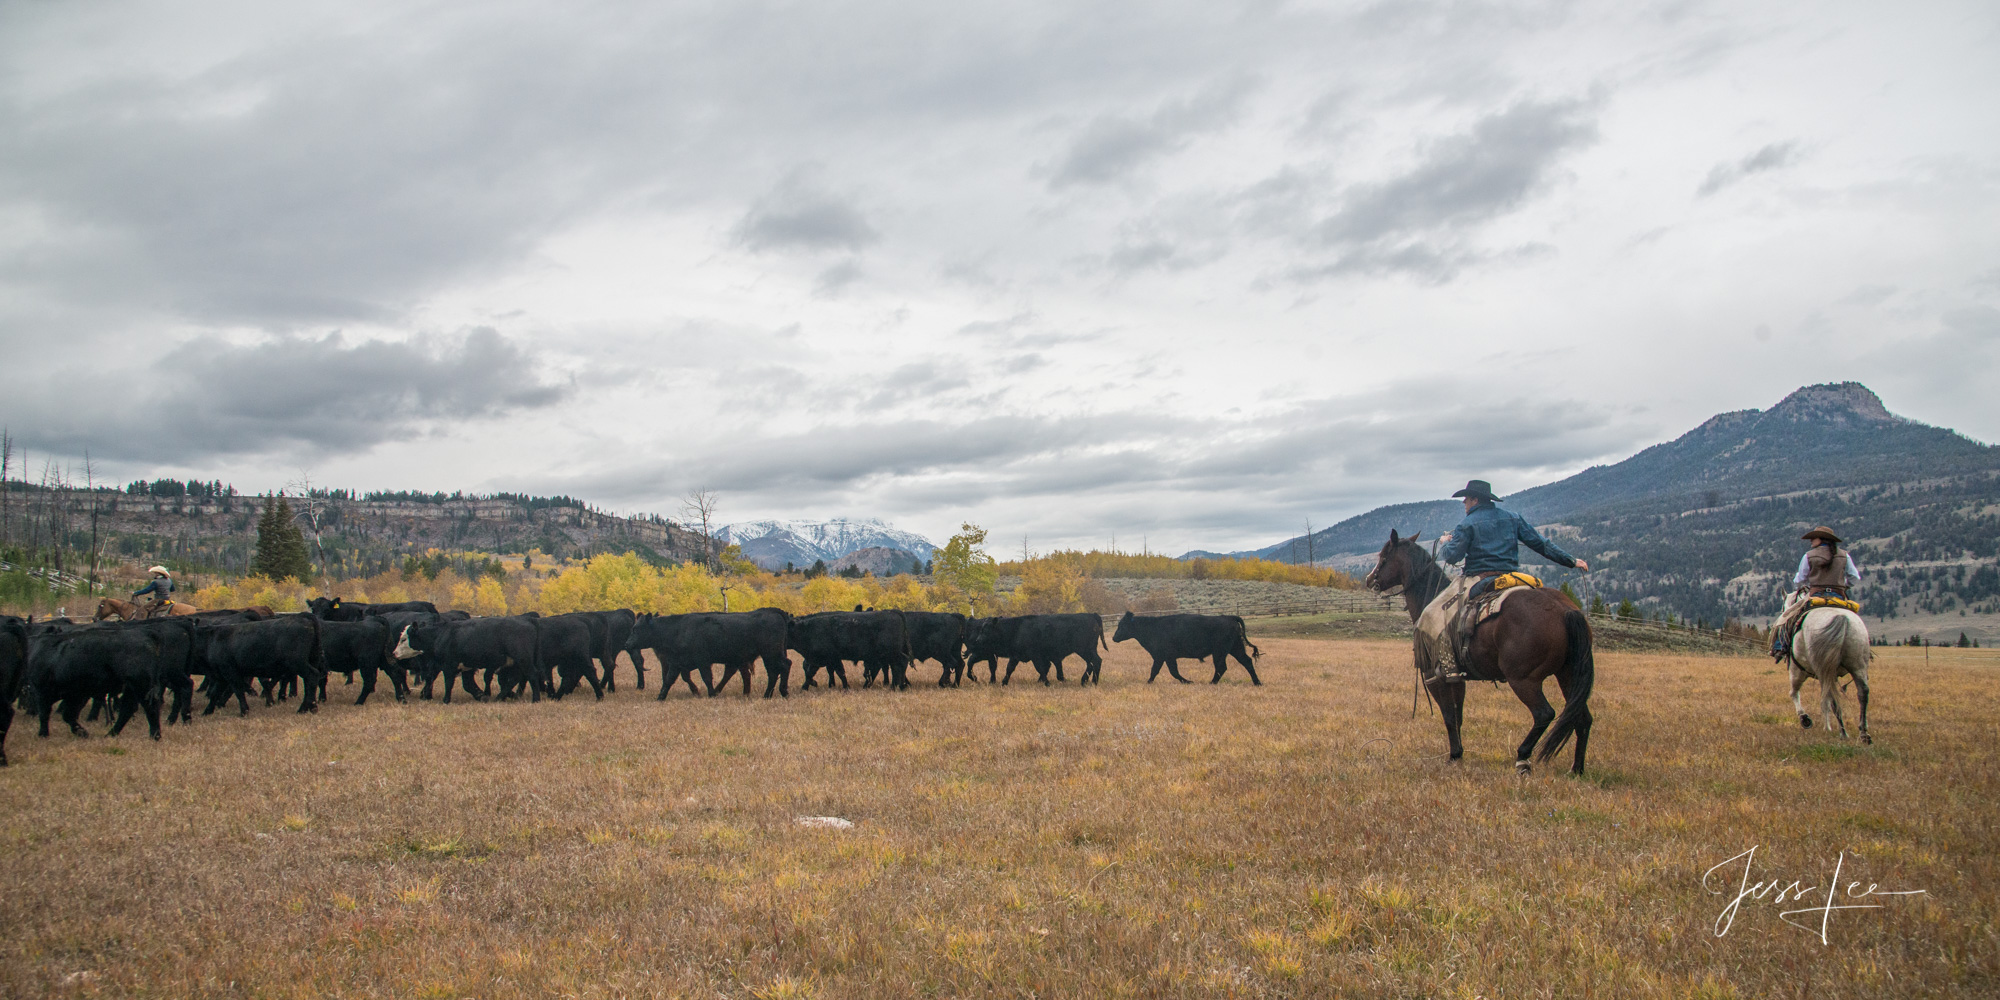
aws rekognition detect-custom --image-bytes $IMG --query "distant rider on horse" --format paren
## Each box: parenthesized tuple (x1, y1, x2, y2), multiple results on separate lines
(1434, 480, 1590, 681)
(132, 565, 175, 616)
(1771, 526, 1861, 660)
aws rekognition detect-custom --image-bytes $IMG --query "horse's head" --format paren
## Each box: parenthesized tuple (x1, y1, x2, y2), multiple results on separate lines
(94, 598, 120, 621)
(1363, 530, 1423, 593)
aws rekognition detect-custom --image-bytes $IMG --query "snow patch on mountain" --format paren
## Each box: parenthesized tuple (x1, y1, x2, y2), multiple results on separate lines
(718, 518, 936, 570)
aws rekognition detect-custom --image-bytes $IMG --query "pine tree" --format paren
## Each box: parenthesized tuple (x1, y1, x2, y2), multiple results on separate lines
(253, 494, 312, 581)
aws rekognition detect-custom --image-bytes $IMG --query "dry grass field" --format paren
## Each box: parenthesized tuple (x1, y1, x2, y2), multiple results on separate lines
(2, 639, 1994, 999)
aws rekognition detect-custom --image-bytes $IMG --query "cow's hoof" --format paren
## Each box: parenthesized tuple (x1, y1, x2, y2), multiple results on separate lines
(1861, 732, 1872, 745)
(1799, 714, 1812, 729)
(1514, 760, 1531, 775)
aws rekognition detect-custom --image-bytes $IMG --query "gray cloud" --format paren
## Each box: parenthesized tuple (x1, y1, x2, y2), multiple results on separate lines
(572, 378, 1644, 548)
(1048, 79, 1252, 188)
(735, 172, 880, 254)
(1309, 97, 1598, 278)
(1697, 140, 1801, 196)
(17, 328, 568, 464)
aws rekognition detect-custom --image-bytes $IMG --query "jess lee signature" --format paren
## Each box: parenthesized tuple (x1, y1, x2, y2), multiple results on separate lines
(1703, 846, 1927, 943)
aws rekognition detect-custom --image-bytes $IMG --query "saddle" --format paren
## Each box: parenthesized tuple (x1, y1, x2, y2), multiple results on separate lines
(1416, 575, 1538, 683)
(1772, 588, 1860, 663)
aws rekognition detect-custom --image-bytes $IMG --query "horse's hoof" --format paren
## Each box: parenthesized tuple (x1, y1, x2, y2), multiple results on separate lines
(1861, 733, 1873, 745)
(1515, 760, 1531, 775)
(1799, 714, 1812, 729)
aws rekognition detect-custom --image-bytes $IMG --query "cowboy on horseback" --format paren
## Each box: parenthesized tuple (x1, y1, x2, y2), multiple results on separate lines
(1771, 526, 1861, 660)
(132, 566, 175, 617)
(1432, 480, 1589, 682)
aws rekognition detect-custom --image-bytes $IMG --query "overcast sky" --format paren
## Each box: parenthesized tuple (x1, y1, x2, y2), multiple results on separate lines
(2, 1, 1995, 554)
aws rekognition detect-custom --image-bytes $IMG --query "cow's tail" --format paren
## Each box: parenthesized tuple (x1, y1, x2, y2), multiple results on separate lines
(1235, 616, 1261, 659)
(1536, 610, 1594, 764)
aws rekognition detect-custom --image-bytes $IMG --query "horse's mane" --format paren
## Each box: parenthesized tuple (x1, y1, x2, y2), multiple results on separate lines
(1399, 540, 1452, 609)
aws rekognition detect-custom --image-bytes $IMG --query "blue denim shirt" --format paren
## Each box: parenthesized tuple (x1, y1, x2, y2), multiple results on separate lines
(1439, 502, 1580, 575)
(133, 577, 174, 599)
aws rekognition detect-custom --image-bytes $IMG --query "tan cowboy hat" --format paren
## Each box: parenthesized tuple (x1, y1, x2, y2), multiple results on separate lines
(148, 565, 171, 576)
(1799, 526, 1842, 545)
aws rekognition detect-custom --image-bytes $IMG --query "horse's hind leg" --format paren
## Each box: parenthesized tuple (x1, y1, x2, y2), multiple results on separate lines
(1789, 660, 1812, 729)
(1509, 678, 1556, 774)
(1823, 673, 1848, 738)
(1852, 667, 1871, 745)
(1555, 669, 1592, 776)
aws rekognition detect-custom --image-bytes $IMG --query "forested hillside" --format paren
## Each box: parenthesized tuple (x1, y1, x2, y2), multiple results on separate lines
(0, 479, 710, 586)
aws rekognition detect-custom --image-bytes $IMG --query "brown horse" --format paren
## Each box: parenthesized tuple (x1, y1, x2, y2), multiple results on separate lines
(1364, 530, 1596, 775)
(94, 597, 199, 621)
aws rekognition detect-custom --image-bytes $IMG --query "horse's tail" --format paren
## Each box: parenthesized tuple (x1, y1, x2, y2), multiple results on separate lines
(1537, 609, 1595, 764)
(1815, 611, 1856, 725)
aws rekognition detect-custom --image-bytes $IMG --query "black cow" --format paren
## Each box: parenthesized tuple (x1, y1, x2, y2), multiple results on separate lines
(396, 617, 542, 704)
(904, 611, 968, 686)
(1111, 611, 1262, 685)
(1, 616, 27, 763)
(197, 615, 326, 715)
(536, 614, 605, 700)
(789, 610, 914, 691)
(309, 597, 440, 621)
(315, 618, 404, 704)
(42, 618, 202, 729)
(963, 616, 1025, 684)
(114, 618, 200, 725)
(630, 609, 792, 699)
(972, 614, 1107, 686)
(589, 609, 641, 690)
(363, 611, 450, 699)
(22, 620, 197, 739)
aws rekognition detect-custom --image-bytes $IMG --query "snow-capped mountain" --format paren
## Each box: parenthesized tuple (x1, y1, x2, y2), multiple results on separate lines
(718, 518, 936, 571)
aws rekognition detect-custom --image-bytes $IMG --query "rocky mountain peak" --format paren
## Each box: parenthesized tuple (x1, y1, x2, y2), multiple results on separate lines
(1763, 381, 1899, 424)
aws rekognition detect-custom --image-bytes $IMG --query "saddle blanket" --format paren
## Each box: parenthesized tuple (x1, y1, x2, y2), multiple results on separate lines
(1413, 577, 1533, 681)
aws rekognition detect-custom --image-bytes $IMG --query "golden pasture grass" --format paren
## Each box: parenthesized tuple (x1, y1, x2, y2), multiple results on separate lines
(1, 640, 1993, 998)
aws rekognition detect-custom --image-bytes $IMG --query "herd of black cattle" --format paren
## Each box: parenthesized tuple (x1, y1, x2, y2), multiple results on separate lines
(0, 599, 1265, 763)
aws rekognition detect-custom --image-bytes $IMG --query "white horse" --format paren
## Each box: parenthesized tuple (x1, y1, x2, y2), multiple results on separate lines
(1787, 605, 1872, 744)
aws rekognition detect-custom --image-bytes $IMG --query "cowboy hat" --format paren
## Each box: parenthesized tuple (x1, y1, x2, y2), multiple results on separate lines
(1800, 526, 1842, 545)
(1451, 479, 1500, 502)
(147, 565, 171, 576)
